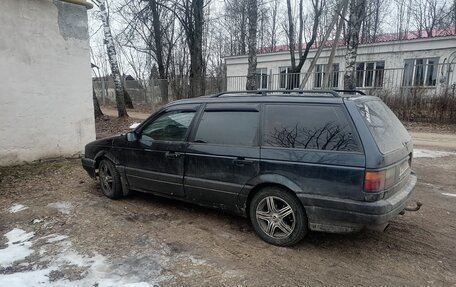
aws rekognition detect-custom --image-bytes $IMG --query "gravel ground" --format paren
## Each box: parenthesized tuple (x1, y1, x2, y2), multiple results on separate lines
(1, 120, 455, 286)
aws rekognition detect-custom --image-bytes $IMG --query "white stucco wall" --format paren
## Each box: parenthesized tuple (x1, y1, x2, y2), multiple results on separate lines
(0, 0, 95, 166)
(225, 36, 456, 91)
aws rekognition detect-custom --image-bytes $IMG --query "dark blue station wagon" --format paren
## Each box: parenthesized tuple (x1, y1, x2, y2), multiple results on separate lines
(82, 90, 418, 246)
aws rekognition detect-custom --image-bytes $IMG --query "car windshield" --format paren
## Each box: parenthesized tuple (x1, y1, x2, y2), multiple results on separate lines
(355, 98, 411, 154)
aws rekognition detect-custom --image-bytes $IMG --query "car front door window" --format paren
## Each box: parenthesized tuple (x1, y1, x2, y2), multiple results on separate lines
(141, 110, 195, 142)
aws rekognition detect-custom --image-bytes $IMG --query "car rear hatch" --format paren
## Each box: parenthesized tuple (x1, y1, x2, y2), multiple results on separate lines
(349, 97, 413, 201)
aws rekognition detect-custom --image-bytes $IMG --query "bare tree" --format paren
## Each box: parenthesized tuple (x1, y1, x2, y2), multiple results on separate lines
(269, 0, 280, 52)
(424, 0, 451, 37)
(223, 0, 249, 55)
(116, 0, 178, 102)
(171, 0, 206, 97)
(394, 0, 413, 40)
(323, 0, 349, 88)
(93, 88, 104, 119)
(245, 0, 258, 90)
(344, 0, 366, 90)
(150, 0, 169, 101)
(360, 0, 387, 43)
(286, 0, 325, 88)
(169, 31, 190, 100)
(453, 0, 456, 32)
(299, 0, 345, 88)
(91, 63, 104, 118)
(97, 0, 128, 117)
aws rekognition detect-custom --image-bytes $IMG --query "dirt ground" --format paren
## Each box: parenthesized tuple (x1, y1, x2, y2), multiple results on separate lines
(1, 118, 456, 286)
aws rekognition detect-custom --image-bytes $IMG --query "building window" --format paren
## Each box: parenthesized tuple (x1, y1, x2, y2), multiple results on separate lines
(402, 58, 439, 87)
(355, 61, 385, 88)
(279, 67, 299, 89)
(255, 68, 268, 89)
(314, 64, 340, 88)
(279, 67, 290, 89)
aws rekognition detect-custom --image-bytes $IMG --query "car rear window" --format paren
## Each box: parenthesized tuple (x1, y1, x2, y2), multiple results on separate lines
(355, 99, 411, 154)
(263, 104, 360, 152)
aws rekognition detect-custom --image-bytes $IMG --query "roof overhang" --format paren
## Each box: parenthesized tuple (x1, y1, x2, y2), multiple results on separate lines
(58, 0, 93, 9)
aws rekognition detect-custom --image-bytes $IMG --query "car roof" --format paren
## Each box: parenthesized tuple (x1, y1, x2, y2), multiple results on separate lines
(168, 90, 368, 106)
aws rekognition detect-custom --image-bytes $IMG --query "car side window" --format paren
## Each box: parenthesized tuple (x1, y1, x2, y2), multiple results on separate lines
(141, 110, 195, 141)
(263, 104, 360, 152)
(194, 111, 259, 146)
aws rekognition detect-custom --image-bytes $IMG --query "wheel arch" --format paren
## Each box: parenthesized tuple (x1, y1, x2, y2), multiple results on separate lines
(241, 174, 304, 218)
(94, 150, 120, 169)
(94, 150, 130, 197)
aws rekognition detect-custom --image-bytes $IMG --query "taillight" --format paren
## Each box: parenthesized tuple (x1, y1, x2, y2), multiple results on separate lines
(364, 171, 385, 192)
(364, 168, 396, 192)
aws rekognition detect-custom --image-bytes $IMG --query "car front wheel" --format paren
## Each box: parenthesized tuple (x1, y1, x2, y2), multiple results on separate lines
(98, 158, 123, 199)
(249, 187, 308, 246)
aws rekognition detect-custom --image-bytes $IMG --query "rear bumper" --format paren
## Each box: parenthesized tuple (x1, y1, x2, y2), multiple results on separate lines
(298, 172, 417, 233)
(81, 157, 96, 178)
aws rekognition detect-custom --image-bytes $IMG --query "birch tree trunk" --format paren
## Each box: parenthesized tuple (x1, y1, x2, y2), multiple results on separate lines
(245, 0, 258, 90)
(344, 0, 366, 91)
(100, 0, 128, 117)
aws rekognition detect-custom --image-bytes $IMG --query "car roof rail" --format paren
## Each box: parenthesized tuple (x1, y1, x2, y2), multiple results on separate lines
(332, 89, 366, 95)
(210, 90, 341, 98)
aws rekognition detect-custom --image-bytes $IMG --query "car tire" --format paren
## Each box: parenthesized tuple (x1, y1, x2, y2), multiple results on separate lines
(98, 158, 123, 199)
(249, 187, 308, 246)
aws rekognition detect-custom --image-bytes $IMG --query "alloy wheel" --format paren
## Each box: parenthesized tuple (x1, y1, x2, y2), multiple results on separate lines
(256, 196, 296, 239)
(99, 162, 113, 194)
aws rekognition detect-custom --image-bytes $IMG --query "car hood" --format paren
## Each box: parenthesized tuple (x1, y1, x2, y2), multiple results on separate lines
(87, 134, 123, 147)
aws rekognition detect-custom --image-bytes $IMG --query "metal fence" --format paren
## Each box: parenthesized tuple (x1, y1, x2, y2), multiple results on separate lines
(226, 63, 456, 97)
(93, 76, 226, 104)
(93, 62, 456, 123)
(226, 62, 456, 123)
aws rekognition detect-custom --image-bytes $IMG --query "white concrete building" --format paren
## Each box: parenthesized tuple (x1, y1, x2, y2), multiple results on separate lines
(225, 35, 456, 93)
(0, 0, 95, 166)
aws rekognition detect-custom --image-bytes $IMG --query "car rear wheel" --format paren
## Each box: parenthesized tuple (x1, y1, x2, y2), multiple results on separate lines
(98, 159, 123, 199)
(249, 187, 308, 246)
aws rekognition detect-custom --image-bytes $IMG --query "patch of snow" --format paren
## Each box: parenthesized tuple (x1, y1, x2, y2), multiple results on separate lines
(0, 267, 57, 287)
(46, 235, 68, 243)
(32, 219, 43, 224)
(123, 283, 152, 287)
(413, 149, 455, 158)
(0, 229, 166, 287)
(442, 192, 456, 198)
(0, 248, 155, 287)
(8, 204, 28, 213)
(47, 201, 73, 214)
(129, 122, 140, 129)
(188, 255, 207, 266)
(0, 228, 34, 267)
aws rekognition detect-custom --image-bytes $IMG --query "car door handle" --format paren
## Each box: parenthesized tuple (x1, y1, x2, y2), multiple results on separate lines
(233, 158, 254, 166)
(165, 151, 181, 159)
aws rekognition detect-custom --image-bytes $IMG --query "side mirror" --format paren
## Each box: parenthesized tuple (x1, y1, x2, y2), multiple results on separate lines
(126, 131, 139, 142)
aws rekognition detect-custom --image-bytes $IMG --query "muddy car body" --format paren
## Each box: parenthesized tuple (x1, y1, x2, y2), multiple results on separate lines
(82, 90, 417, 246)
